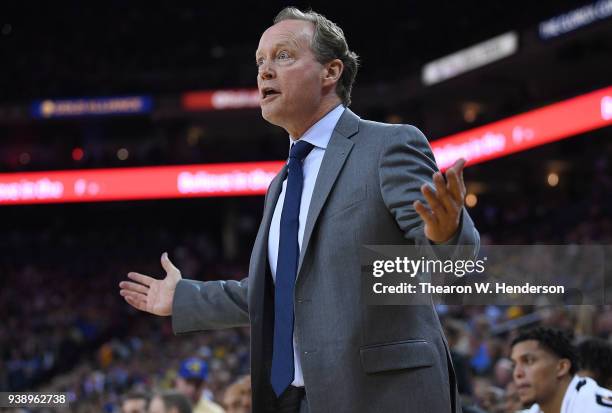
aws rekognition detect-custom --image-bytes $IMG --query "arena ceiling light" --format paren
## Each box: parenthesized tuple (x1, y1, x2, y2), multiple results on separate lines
(421, 31, 518, 86)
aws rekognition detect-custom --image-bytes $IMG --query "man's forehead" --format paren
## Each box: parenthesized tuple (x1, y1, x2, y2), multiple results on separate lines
(256, 19, 313, 54)
(511, 340, 542, 358)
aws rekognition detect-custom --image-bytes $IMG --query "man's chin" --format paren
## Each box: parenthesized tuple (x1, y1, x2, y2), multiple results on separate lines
(518, 394, 536, 406)
(260, 108, 282, 126)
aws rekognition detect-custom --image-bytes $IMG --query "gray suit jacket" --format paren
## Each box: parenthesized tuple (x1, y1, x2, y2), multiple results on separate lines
(172, 108, 479, 413)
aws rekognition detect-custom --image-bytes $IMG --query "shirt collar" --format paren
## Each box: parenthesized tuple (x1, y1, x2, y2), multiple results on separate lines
(288, 104, 345, 152)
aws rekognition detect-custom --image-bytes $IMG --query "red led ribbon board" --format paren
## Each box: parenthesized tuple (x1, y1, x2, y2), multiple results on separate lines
(1, 86, 610, 205)
(431, 86, 612, 170)
(182, 89, 260, 110)
(0, 162, 284, 205)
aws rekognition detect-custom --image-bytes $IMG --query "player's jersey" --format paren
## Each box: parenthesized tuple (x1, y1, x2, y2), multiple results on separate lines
(523, 375, 612, 413)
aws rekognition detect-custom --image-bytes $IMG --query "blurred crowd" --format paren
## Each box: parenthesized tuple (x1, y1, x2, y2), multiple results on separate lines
(0, 258, 251, 412)
(1, 193, 610, 413)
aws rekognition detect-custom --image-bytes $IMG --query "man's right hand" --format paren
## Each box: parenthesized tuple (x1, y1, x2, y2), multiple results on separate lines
(119, 252, 182, 316)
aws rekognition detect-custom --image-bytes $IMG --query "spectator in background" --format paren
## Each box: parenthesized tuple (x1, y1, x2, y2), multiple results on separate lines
(510, 327, 612, 413)
(472, 378, 505, 413)
(445, 321, 474, 397)
(149, 391, 192, 413)
(504, 381, 525, 413)
(222, 375, 251, 413)
(175, 358, 224, 413)
(121, 390, 150, 413)
(577, 338, 612, 390)
(493, 358, 514, 389)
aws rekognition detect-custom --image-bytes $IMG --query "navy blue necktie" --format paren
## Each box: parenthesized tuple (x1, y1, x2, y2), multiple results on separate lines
(271, 140, 314, 397)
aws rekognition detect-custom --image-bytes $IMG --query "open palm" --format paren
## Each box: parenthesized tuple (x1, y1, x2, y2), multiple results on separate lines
(119, 252, 181, 316)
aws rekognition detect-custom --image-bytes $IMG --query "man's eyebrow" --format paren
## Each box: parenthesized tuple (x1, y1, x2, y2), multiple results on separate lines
(255, 40, 299, 58)
(510, 351, 527, 361)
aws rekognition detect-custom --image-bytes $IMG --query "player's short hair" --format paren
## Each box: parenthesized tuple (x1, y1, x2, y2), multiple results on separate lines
(578, 337, 612, 385)
(511, 327, 578, 375)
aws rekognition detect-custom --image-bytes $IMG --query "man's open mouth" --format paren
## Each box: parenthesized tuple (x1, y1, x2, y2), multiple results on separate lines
(261, 87, 281, 99)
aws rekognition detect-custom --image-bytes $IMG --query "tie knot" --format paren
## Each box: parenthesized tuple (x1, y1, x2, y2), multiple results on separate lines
(289, 140, 314, 161)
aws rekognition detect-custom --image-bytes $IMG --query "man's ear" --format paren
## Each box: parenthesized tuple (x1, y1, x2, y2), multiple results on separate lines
(557, 358, 572, 378)
(322, 59, 343, 87)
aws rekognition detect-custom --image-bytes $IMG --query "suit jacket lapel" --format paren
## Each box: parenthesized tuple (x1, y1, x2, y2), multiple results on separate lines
(249, 165, 286, 409)
(262, 164, 287, 233)
(251, 163, 287, 312)
(296, 108, 360, 280)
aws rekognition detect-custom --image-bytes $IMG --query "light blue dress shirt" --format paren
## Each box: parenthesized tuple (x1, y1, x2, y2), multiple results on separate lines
(267, 103, 346, 387)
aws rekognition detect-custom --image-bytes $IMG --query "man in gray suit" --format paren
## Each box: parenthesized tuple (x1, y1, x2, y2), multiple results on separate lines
(120, 7, 479, 413)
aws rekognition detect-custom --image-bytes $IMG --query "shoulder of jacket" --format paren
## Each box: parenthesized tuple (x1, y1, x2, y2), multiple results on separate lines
(357, 119, 423, 142)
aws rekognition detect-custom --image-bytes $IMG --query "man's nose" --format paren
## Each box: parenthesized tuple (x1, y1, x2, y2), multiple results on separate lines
(513, 366, 524, 380)
(258, 61, 275, 80)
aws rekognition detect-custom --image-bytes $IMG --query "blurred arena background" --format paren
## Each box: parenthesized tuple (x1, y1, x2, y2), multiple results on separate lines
(1, 1, 611, 412)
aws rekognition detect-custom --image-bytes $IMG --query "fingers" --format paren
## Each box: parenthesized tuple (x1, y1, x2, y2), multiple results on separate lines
(119, 289, 147, 301)
(127, 272, 155, 287)
(414, 200, 438, 227)
(124, 294, 147, 312)
(161, 252, 179, 275)
(449, 157, 466, 173)
(119, 280, 149, 294)
(120, 289, 148, 312)
(421, 183, 448, 218)
(433, 172, 455, 213)
(458, 158, 467, 195)
(445, 158, 466, 203)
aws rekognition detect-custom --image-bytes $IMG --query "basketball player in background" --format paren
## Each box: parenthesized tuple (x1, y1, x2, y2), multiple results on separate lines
(510, 327, 612, 413)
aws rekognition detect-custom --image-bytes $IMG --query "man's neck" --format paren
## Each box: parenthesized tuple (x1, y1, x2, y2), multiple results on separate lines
(288, 97, 342, 139)
(539, 376, 572, 413)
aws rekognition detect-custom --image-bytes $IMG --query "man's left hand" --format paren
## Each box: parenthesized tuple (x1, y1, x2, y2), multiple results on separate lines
(413, 158, 467, 244)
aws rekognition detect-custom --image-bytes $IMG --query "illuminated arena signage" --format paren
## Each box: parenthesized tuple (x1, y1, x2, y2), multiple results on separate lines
(0, 162, 282, 205)
(422, 32, 518, 86)
(182, 89, 260, 110)
(539, 0, 612, 39)
(3, 86, 611, 205)
(31, 96, 153, 118)
(431, 86, 612, 170)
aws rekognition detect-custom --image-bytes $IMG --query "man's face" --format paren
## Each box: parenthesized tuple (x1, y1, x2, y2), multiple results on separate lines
(148, 396, 166, 413)
(175, 376, 200, 403)
(255, 19, 326, 132)
(510, 340, 567, 405)
(224, 383, 252, 413)
(122, 398, 147, 413)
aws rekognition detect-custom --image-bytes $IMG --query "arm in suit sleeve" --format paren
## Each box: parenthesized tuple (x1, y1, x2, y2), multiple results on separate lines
(171, 175, 283, 335)
(378, 124, 480, 260)
(171, 277, 250, 335)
